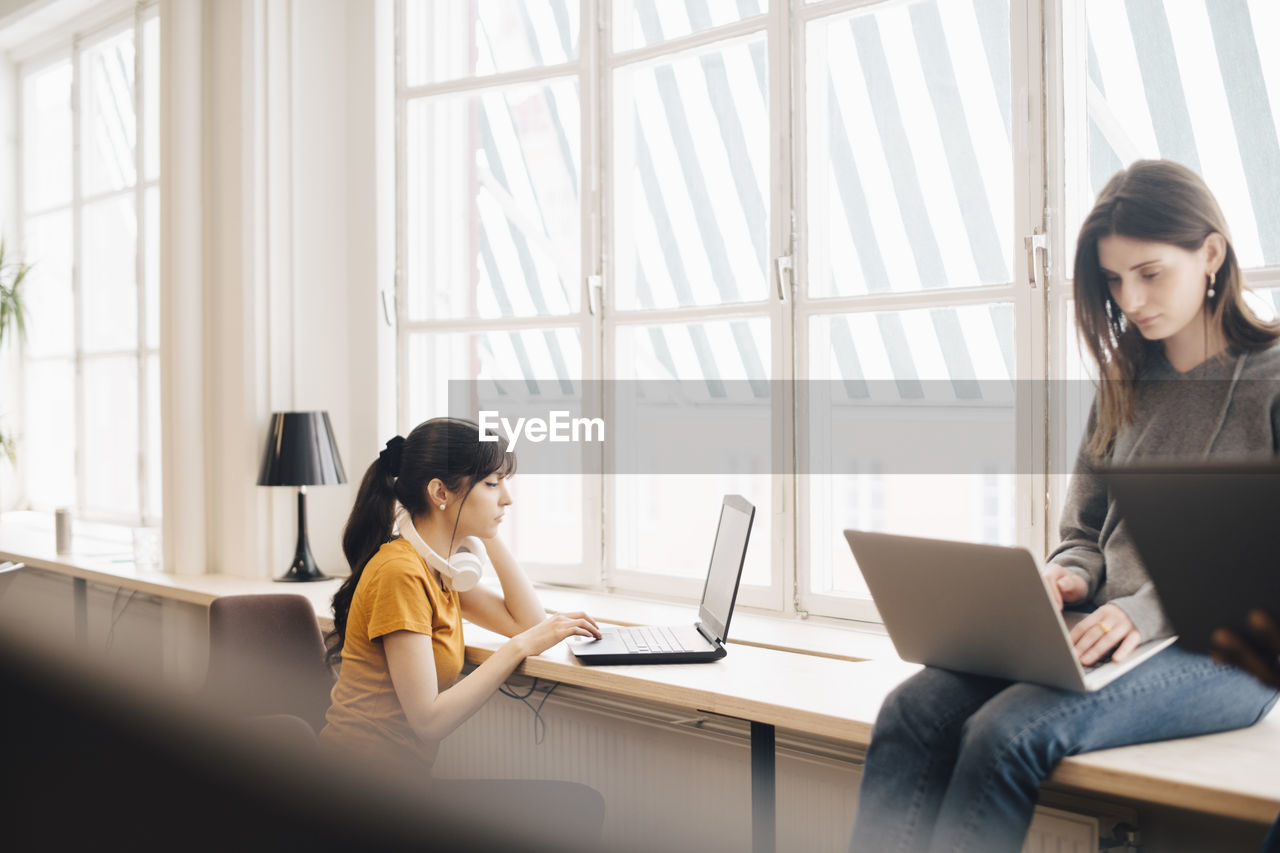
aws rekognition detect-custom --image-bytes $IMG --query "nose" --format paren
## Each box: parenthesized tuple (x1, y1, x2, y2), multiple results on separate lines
(1110, 276, 1144, 315)
(499, 483, 513, 506)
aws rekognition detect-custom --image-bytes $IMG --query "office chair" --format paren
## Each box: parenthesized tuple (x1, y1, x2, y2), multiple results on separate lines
(204, 593, 337, 735)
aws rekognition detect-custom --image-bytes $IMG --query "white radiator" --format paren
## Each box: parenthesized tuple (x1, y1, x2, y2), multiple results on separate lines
(435, 680, 1134, 853)
(1023, 806, 1098, 853)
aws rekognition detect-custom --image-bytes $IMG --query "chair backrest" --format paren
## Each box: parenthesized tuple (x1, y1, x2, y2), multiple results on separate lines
(204, 594, 336, 732)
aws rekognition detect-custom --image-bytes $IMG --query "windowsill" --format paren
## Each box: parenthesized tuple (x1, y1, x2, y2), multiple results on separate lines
(1, 510, 135, 557)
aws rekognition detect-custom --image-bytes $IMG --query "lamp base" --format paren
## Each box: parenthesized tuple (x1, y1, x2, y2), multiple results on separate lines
(274, 560, 327, 583)
(276, 542, 327, 582)
(274, 487, 329, 582)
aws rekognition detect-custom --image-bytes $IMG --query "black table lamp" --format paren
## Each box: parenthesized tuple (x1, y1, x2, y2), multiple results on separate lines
(257, 411, 347, 582)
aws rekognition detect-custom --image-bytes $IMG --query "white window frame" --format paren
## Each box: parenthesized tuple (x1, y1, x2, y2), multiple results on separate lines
(393, 0, 1280, 625)
(13, 0, 160, 527)
(599, 5, 789, 611)
(788, 0, 1046, 622)
(393, 0, 602, 586)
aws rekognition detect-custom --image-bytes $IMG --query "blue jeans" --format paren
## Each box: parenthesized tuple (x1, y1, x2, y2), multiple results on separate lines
(849, 646, 1279, 853)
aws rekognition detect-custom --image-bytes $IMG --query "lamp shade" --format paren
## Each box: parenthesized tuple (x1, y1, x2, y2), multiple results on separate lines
(257, 411, 347, 487)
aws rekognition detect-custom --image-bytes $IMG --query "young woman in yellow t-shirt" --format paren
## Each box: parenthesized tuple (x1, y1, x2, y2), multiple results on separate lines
(319, 417, 602, 773)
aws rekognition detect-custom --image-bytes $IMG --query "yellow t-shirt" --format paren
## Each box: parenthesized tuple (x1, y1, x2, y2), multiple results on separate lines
(319, 537, 465, 769)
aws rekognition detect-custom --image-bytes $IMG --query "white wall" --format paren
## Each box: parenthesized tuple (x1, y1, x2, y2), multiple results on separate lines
(0, 0, 40, 19)
(196, 0, 388, 580)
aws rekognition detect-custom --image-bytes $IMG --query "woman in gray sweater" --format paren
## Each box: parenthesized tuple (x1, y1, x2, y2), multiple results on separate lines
(849, 160, 1280, 853)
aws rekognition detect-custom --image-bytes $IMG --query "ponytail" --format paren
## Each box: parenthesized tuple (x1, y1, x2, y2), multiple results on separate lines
(325, 458, 398, 668)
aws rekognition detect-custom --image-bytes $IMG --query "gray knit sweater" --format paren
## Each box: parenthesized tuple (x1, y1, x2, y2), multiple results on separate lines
(1047, 342, 1280, 642)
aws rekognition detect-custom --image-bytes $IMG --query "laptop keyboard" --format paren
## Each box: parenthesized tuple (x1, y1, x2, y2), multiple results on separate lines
(616, 625, 696, 654)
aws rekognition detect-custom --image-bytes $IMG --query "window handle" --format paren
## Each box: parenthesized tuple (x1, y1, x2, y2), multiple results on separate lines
(1025, 233, 1047, 289)
(586, 275, 603, 316)
(774, 255, 793, 301)
(380, 290, 395, 327)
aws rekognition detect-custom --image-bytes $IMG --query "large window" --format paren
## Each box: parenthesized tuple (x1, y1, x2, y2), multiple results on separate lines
(798, 0, 1022, 621)
(399, 0, 590, 584)
(398, 0, 1280, 623)
(17, 5, 161, 525)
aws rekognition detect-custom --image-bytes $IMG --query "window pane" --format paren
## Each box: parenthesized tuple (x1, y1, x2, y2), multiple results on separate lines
(807, 305, 1016, 600)
(22, 60, 72, 212)
(612, 318, 771, 587)
(1059, 299, 1095, 461)
(405, 327, 583, 425)
(406, 328, 584, 568)
(81, 195, 138, 353)
(81, 28, 137, 197)
(806, 0, 1012, 295)
(143, 14, 160, 182)
(612, 0, 764, 52)
(502, 475, 582, 565)
(613, 475, 771, 587)
(83, 356, 138, 515)
(613, 34, 769, 311)
(406, 80, 581, 320)
(405, 0, 579, 86)
(145, 186, 160, 349)
(614, 317, 769, 382)
(147, 353, 162, 521)
(1075, 0, 1280, 269)
(24, 360, 75, 510)
(22, 211, 74, 359)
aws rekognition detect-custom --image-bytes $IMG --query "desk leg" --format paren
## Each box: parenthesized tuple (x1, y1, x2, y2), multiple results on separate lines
(751, 721, 776, 853)
(73, 577, 87, 648)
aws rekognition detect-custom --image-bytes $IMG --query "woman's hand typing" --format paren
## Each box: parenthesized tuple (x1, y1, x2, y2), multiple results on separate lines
(1041, 564, 1089, 611)
(515, 612, 603, 658)
(1069, 603, 1142, 665)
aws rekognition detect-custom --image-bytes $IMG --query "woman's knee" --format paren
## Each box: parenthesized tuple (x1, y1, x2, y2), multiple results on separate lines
(875, 670, 950, 739)
(955, 701, 1070, 782)
(874, 668, 1000, 747)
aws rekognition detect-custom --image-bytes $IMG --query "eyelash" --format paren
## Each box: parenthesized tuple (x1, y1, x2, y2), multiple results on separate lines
(1105, 271, 1159, 286)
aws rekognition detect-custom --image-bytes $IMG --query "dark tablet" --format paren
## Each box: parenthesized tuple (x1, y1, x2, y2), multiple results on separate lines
(1100, 461, 1280, 654)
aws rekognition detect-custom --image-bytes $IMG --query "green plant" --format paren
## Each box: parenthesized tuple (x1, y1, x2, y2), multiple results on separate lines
(0, 238, 30, 465)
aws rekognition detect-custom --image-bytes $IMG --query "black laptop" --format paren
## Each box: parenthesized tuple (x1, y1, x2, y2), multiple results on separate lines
(1101, 461, 1280, 654)
(569, 495, 755, 665)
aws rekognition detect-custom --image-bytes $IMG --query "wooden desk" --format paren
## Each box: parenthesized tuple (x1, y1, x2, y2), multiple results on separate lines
(459, 626, 914, 853)
(460, 625, 1280, 851)
(0, 518, 340, 616)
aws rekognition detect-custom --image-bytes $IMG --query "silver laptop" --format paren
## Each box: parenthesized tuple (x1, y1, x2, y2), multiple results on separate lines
(570, 495, 755, 665)
(844, 530, 1175, 691)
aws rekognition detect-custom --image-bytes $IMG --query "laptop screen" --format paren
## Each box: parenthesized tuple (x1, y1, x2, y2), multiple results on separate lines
(697, 495, 755, 643)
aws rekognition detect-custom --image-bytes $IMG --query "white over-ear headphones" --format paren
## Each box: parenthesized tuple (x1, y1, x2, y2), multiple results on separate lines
(395, 506, 489, 592)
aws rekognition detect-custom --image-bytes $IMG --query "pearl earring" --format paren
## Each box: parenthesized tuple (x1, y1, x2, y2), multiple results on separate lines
(439, 503, 446, 511)
(1207, 271, 1216, 300)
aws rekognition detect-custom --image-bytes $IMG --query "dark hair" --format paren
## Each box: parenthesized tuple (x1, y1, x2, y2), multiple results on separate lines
(325, 417, 514, 668)
(1073, 159, 1279, 457)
